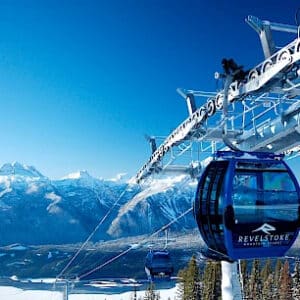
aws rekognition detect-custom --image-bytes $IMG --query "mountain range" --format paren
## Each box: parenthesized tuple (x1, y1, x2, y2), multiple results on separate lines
(0, 162, 197, 246)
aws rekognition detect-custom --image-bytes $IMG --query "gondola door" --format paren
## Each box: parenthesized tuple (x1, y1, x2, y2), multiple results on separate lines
(195, 160, 228, 256)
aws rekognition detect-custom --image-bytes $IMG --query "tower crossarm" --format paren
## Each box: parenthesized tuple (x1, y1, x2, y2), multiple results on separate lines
(238, 101, 300, 153)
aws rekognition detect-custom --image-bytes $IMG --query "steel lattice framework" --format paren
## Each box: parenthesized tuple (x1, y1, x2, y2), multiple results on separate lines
(135, 16, 300, 184)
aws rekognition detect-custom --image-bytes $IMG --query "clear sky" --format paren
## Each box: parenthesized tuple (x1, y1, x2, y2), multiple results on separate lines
(0, 0, 300, 179)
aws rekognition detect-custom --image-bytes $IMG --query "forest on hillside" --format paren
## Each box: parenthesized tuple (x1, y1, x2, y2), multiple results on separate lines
(136, 256, 300, 300)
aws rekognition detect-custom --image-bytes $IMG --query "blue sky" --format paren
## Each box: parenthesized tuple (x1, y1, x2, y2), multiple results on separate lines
(0, 0, 299, 179)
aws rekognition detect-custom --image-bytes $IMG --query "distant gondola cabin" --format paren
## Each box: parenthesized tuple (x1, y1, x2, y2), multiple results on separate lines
(145, 250, 173, 280)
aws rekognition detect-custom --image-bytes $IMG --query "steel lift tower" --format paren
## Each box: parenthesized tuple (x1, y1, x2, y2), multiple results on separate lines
(134, 16, 300, 300)
(135, 16, 300, 185)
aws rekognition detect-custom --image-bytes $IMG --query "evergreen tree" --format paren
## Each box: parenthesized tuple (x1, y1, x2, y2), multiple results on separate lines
(239, 260, 250, 300)
(249, 259, 261, 300)
(292, 259, 300, 299)
(212, 262, 221, 299)
(188, 255, 202, 300)
(262, 272, 274, 300)
(176, 268, 186, 300)
(261, 259, 272, 282)
(131, 284, 138, 300)
(144, 282, 160, 300)
(279, 260, 292, 300)
(202, 261, 221, 300)
(177, 255, 201, 300)
(273, 258, 282, 297)
(202, 261, 214, 300)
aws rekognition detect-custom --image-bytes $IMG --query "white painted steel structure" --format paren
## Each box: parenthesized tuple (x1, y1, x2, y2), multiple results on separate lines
(135, 16, 300, 300)
(135, 16, 300, 185)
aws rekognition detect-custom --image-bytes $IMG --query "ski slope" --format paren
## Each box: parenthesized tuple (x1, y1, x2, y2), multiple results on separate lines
(0, 285, 178, 300)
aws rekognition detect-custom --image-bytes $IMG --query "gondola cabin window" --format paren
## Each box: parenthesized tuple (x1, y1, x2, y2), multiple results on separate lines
(232, 173, 258, 224)
(232, 162, 299, 225)
(262, 169, 298, 223)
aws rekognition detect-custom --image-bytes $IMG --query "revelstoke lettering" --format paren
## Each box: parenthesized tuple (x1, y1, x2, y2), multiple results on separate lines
(237, 233, 290, 246)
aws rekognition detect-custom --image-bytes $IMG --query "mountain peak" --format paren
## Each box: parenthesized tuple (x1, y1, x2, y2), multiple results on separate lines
(0, 162, 45, 178)
(60, 170, 100, 186)
(62, 170, 92, 180)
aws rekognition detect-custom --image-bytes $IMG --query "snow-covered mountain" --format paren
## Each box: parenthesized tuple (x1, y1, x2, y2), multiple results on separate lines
(0, 162, 197, 245)
(0, 162, 45, 178)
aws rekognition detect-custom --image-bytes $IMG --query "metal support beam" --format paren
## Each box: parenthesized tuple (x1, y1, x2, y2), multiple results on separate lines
(185, 93, 197, 116)
(246, 15, 298, 59)
(246, 15, 276, 58)
(134, 16, 300, 184)
(221, 261, 243, 300)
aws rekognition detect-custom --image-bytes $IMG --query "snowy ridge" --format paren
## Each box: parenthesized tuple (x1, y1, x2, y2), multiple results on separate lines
(108, 175, 195, 237)
(0, 162, 45, 178)
(60, 170, 101, 187)
(0, 162, 196, 244)
(62, 170, 92, 180)
(0, 162, 49, 198)
(112, 175, 188, 223)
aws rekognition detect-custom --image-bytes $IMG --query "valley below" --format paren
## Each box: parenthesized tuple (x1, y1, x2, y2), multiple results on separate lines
(0, 231, 202, 280)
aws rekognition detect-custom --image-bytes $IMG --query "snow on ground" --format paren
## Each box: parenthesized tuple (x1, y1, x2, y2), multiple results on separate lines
(0, 285, 178, 300)
(0, 286, 61, 300)
(70, 285, 177, 299)
(28, 278, 57, 283)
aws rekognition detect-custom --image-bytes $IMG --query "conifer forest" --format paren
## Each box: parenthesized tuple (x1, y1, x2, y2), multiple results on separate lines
(138, 255, 300, 300)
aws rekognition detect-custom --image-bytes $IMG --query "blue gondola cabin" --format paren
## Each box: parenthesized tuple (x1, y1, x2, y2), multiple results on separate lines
(145, 250, 174, 280)
(194, 151, 300, 261)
